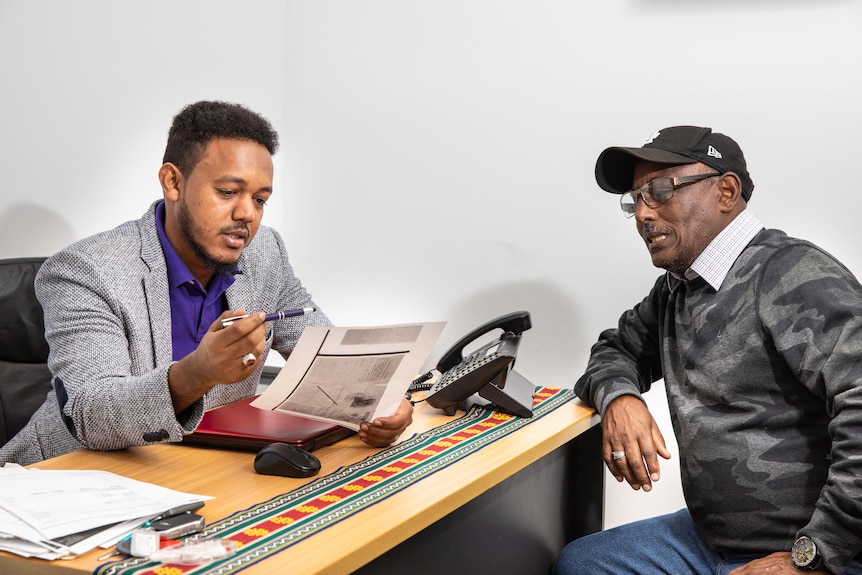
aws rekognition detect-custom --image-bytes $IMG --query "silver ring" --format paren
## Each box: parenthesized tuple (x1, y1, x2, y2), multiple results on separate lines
(241, 352, 257, 367)
(611, 450, 626, 460)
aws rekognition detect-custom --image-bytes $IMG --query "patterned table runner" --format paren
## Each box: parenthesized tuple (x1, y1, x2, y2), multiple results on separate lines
(96, 386, 574, 575)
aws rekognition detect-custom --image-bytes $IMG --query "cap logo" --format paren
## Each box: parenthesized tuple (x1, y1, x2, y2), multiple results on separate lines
(707, 145, 723, 159)
(644, 130, 661, 145)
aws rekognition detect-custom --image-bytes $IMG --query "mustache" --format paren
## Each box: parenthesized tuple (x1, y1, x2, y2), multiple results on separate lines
(220, 224, 250, 236)
(640, 223, 672, 240)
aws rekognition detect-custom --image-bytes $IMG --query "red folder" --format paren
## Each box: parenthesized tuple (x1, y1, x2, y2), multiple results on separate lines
(182, 395, 355, 452)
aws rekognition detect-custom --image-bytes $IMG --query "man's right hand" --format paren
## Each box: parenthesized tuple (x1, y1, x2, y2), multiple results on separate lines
(602, 395, 671, 491)
(167, 309, 268, 414)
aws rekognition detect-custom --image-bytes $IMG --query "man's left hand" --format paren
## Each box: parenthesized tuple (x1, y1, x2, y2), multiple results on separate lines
(728, 552, 825, 574)
(358, 397, 413, 447)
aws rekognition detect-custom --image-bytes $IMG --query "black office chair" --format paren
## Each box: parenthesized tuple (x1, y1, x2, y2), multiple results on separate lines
(0, 257, 52, 447)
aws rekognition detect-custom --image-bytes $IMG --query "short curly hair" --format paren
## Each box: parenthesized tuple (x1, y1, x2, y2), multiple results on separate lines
(162, 101, 280, 176)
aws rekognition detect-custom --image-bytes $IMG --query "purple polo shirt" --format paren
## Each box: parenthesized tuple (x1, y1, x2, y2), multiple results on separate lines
(155, 201, 237, 361)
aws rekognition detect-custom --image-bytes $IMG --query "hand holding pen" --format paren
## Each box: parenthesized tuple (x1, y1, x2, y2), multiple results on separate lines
(168, 309, 317, 415)
(220, 307, 316, 367)
(220, 307, 316, 329)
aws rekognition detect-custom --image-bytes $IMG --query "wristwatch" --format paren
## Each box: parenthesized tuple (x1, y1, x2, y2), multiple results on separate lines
(791, 535, 823, 571)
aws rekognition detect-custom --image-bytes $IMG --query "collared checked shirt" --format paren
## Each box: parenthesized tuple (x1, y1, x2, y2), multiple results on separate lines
(669, 209, 764, 291)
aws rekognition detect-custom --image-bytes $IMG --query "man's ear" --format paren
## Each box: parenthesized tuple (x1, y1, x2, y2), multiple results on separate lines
(158, 163, 183, 202)
(717, 172, 744, 213)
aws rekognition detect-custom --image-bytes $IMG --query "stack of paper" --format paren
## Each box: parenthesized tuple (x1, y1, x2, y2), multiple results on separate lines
(0, 464, 210, 560)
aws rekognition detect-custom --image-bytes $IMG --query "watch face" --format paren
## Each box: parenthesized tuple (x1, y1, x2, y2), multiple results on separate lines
(792, 536, 817, 568)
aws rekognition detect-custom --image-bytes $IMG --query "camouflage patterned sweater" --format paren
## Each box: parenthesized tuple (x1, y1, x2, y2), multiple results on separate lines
(575, 228, 862, 575)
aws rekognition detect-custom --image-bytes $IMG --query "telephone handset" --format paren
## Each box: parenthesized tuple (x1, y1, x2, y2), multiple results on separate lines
(423, 311, 535, 418)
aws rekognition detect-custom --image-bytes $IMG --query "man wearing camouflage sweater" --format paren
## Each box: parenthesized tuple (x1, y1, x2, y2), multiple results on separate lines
(552, 127, 862, 575)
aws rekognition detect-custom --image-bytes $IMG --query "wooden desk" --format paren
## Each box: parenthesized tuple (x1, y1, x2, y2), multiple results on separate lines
(3, 397, 600, 575)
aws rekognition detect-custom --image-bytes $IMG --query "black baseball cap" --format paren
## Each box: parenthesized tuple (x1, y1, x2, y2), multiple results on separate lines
(595, 126, 755, 201)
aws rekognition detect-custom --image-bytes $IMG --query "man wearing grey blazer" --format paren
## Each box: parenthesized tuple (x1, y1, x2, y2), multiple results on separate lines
(0, 101, 413, 466)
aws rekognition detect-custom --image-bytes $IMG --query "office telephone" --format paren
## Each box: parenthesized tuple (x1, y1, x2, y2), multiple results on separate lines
(419, 311, 535, 418)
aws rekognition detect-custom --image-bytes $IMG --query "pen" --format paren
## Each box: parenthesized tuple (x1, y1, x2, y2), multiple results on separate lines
(148, 500, 205, 522)
(220, 307, 316, 328)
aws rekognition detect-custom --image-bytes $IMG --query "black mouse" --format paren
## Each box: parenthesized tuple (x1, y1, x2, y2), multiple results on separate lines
(254, 442, 321, 478)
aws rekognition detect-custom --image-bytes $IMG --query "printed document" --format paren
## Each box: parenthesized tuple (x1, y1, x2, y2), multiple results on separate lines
(253, 321, 445, 429)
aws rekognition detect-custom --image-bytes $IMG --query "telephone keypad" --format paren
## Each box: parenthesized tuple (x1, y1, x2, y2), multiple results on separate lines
(432, 351, 501, 392)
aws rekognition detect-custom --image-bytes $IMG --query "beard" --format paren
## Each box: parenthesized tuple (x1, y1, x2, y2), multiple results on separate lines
(176, 199, 243, 278)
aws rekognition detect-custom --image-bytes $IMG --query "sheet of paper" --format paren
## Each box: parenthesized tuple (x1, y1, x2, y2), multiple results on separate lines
(253, 321, 445, 430)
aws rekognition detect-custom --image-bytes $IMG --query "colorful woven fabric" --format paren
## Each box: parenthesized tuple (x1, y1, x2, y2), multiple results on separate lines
(96, 386, 574, 575)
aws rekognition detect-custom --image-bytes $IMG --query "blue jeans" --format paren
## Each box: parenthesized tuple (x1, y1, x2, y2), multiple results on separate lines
(552, 509, 862, 575)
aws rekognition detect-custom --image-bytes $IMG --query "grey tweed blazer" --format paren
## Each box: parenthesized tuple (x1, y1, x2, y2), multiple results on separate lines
(0, 201, 330, 465)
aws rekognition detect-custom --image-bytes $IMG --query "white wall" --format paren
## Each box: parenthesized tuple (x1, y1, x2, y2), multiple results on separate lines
(2, 0, 861, 530)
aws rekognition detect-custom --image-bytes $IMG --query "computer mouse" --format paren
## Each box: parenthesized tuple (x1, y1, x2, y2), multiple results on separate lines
(254, 442, 321, 478)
